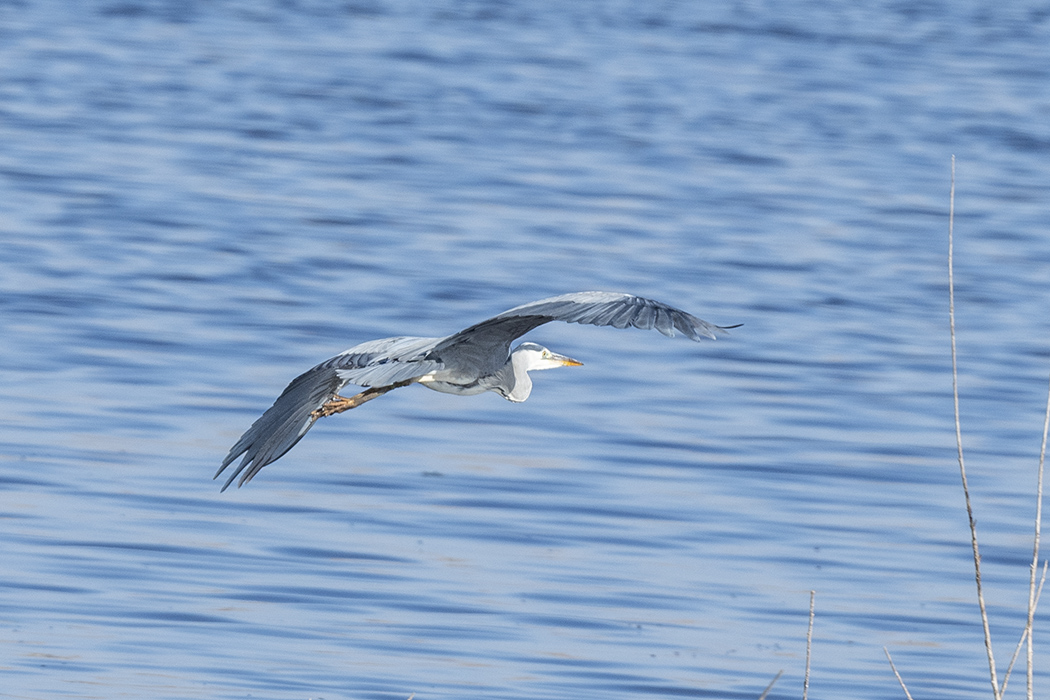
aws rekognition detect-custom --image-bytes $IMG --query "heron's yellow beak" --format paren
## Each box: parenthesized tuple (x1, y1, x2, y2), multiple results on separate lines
(554, 353, 583, 367)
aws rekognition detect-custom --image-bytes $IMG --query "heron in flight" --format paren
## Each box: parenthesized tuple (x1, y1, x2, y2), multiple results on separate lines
(217, 291, 736, 491)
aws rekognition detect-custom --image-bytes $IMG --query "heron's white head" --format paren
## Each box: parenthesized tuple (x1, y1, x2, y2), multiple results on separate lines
(502, 342, 582, 403)
(513, 342, 583, 372)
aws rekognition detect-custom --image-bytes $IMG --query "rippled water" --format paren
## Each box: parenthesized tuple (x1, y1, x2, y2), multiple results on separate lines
(3, 2, 1050, 699)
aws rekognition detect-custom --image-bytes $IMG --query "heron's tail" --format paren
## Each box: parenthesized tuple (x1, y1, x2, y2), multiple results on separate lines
(215, 367, 342, 491)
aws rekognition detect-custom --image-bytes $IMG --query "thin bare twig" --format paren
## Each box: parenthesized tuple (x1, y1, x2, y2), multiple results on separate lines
(948, 155, 1001, 699)
(1026, 377, 1050, 700)
(757, 669, 783, 700)
(884, 647, 915, 700)
(1003, 560, 1048, 696)
(804, 590, 815, 700)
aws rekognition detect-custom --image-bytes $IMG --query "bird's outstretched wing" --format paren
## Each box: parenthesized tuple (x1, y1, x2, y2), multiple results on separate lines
(428, 291, 733, 371)
(215, 336, 444, 491)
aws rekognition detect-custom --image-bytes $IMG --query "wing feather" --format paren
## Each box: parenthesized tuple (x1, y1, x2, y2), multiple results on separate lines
(216, 336, 445, 490)
(215, 363, 345, 490)
(431, 292, 730, 366)
(320, 336, 444, 387)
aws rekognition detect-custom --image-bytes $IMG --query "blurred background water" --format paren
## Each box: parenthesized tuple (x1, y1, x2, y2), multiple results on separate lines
(2, 1, 1050, 698)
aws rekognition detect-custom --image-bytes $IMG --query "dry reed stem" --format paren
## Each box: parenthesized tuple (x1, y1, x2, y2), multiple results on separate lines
(883, 647, 915, 700)
(886, 157, 1047, 699)
(948, 155, 1002, 699)
(757, 669, 783, 700)
(1002, 561, 1048, 697)
(803, 590, 815, 700)
(1025, 375, 1050, 699)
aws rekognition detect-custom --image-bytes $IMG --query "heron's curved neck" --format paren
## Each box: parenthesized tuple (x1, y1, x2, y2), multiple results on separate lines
(501, 349, 533, 402)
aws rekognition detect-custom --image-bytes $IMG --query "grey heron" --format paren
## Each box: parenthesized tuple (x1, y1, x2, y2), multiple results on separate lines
(216, 291, 737, 491)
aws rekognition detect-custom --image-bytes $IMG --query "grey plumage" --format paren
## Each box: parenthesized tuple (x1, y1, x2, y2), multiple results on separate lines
(216, 291, 736, 491)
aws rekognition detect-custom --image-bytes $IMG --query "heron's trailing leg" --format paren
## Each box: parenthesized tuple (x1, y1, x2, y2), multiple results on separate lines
(311, 379, 415, 419)
(312, 387, 389, 417)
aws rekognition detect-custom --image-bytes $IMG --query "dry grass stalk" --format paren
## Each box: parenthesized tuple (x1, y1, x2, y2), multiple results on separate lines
(757, 669, 783, 700)
(1025, 378, 1050, 699)
(947, 156, 1002, 699)
(883, 647, 915, 700)
(804, 590, 815, 700)
(1001, 561, 1048, 697)
(945, 156, 1049, 699)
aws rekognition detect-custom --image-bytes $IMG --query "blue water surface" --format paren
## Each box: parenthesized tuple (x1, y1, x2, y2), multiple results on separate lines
(3, 2, 1050, 699)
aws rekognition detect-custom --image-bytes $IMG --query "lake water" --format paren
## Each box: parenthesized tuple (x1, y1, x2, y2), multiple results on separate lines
(3, 2, 1050, 699)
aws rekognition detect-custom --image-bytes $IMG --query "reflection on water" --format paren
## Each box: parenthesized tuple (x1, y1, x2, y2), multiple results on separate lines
(3, 2, 1050, 699)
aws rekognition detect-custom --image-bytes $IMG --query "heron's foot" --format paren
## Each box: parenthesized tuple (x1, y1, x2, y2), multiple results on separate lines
(311, 380, 414, 420)
(311, 394, 360, 418)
